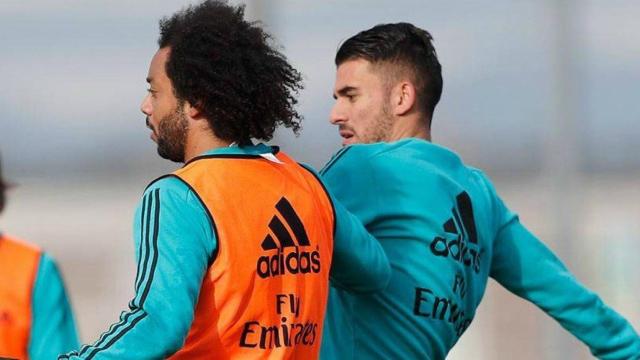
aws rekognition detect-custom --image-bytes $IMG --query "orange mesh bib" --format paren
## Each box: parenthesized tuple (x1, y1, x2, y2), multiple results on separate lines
(169, 150, 334, 359)
(0, 235, 41, 360)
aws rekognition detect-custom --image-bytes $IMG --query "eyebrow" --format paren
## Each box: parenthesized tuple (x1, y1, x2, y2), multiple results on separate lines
(333, 86, 357, 99)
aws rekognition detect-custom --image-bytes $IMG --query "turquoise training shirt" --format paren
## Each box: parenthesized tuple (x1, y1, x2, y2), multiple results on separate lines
(0, 233, 79, 359)
(320, 138, 640, 359)
(61, 144, 389, 359)
(30, 253, 80, 359)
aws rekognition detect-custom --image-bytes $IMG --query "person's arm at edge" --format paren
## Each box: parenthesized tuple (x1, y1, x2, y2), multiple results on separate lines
(59, 176, 215, 359)
(482, 172, 640, 359)
(328, 191, 391, 292)
(315, 147, 392, 292)
(29, 253, 80, 360)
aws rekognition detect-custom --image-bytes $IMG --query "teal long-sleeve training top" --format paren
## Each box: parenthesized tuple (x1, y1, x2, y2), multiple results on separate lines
(320, 138, 640, 360)
(30, 253, 80, 359)
(0, 234, 79, 359)
(60, 143, 390, 359)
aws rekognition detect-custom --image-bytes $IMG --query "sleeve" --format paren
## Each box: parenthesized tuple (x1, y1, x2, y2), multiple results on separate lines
(486, 178, 640, 359)
(29, 253, 80, 360)
(315, 149, 392, 292)
(59, 176, 216, 359)
(329, 194, 391, 292)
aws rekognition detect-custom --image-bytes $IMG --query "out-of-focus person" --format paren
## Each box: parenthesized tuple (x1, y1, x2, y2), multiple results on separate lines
(0, 154, 79, 359)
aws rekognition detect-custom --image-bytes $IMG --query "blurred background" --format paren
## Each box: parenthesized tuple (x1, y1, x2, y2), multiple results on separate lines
(1, 0, 638, 358)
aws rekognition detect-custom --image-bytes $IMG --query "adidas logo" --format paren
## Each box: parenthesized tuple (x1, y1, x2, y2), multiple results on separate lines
(429, 191, 482, 273)
(257, 197, 321, 279)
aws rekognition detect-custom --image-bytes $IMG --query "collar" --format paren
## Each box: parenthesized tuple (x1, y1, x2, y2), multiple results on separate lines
(183, 143, 282, 167)
(198, 142, 277, 156)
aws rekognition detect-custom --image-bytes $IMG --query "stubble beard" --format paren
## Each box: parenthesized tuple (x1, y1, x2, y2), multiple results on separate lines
(364, 101, 394, 144)
(156, 106, 189, 163)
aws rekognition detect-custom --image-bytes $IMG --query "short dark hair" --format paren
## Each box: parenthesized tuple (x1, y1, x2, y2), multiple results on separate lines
(336, 23, 443, 118)
(158, 0, 303, 144)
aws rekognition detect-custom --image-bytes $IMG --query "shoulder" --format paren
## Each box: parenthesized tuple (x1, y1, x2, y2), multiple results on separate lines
(136, 175, 212, 227)
(145, 174, 190, 195)
(467, 166, 489, 182)
(35, 252, 63, 282)
(297, 161, 319, 176)
(322, 139, 465, 181)
(464, 166, 518, 229)
(0, 234, 41, 257)
(466, 166, 499, 196)
(295, 162, 332, 197)
(142, 174, 202, 205)
(320, 142, 401, 177)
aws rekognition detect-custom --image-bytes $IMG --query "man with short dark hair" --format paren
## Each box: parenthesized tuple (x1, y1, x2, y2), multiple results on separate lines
(60, 1, 389, 359)
(0, 155, 79, 359)
(320, 22, 640, 359)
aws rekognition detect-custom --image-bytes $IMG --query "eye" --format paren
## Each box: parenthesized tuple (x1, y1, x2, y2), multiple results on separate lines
(147, 88, 157, 97)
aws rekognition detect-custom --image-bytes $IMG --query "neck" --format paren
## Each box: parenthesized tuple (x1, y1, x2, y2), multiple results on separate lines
(388, 115, 432, 142)
(183, 130, 233, 163)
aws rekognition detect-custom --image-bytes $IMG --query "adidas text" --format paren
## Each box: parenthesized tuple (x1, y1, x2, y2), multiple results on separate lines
(257, 247, 321, 279)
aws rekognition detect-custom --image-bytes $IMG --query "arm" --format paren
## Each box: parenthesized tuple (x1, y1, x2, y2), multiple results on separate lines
(489, 195, 640, 359)
(329, 195, 391, 292)
(59, 176, 215, 359)
(29, 253, 80, 360)
(315, 148, 391, 292)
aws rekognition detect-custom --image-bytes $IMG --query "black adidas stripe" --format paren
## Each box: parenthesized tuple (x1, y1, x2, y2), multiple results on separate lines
(451, 205, 466, 239)
(268, 215, 296, 247)
(456, 192, 478, 244)
(147, 174, 219, 266)
(139, 189, 161, 307)
(58, 350, 78, 359)
(84, 310, 147, 360)
(79, 189, 161, 357)
(261, 234, 278, 250)
(275, 197, 310, 246)
(78, 309, 141, 356)
(261, 197, 312, 250)
(134, 194, 150, 291)
(444, 218, 457, 234)
(135, 191, 155, 294)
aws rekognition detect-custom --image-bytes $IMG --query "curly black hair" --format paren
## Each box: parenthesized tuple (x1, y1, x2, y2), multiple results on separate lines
(336, 23, 443, 118)
(158, 0, 303, 144)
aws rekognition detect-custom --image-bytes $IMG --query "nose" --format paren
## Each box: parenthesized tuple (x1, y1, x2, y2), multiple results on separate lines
(140, 93, 152, 116)
(329, 101, 346, 125)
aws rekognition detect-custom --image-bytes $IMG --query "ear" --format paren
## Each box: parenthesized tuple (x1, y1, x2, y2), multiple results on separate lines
(391, 81, 417, 116)
(183, 100, 202, 120)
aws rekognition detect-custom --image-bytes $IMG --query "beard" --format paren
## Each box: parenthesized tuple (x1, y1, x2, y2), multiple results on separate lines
(155, 106, 188, 163)
(364, 101, 394, 144)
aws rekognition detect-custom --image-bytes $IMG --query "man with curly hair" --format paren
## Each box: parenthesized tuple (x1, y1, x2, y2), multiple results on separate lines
(0, 155, 79, 359)
(60, 1, 389, 359)
(320, 22, 640, 359)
